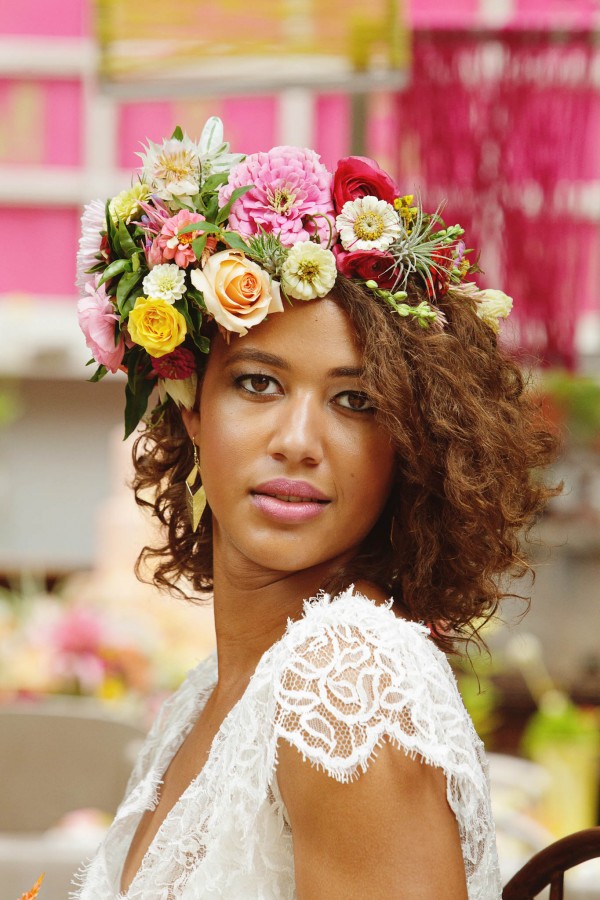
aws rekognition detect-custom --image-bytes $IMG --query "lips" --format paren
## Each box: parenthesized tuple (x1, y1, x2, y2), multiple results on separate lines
(251, 479, 330, 523)
(252, 479, 330, 503)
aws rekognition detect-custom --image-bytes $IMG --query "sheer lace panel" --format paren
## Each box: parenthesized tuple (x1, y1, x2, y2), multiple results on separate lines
(71, 588, 501, 900)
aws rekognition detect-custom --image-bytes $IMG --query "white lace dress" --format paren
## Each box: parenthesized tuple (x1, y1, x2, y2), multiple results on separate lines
(72, 588, 502, 899)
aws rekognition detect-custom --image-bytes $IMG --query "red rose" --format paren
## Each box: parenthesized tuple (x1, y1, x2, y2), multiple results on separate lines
(334, 247, 399, 289)
(333, 156, 399, 212)
(150, 346, 197, 380)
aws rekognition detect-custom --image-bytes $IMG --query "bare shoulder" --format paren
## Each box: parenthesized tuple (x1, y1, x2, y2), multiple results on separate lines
(277, 736, 468, 899)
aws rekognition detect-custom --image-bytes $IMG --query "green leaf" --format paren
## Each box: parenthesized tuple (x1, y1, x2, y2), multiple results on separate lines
(116, 269, 144, 314)
(186, 284, 206, 309)
(88, 364, 108, 383)
(105, 201, 123, 258)
(222, 231, 250, 253)
(177, 220, 221, 236)
(173, 298, 195, 333)
(192, 234, 207, 260)
(98, 257, 132, 287)
(203, 195, 219, 221)
(191, 332, 210, 354)
(201, 172, 229, 193)
(123, 350, 156, 438)
(171, 125, 184, 141)
(117, 220, 139, 259)
(216, 184, 253, 225)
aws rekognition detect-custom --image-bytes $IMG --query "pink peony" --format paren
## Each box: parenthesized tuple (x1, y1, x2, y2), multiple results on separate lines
(77, 280, 125, 373)
(334, 246, 399, 289)
(148, 209, 205, 269)
(219, 146, 335, 247)
(150, 346, 197, 380)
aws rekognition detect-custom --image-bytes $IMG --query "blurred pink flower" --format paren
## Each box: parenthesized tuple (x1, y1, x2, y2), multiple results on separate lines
(219, 146, 335, 247)
(148, 209, 205, 268)
(77, 279, 125, 373)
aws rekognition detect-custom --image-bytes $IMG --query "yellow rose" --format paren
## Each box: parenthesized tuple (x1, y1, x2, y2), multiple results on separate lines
(190, 249, 283, 336)
(128, 296, 187, 357)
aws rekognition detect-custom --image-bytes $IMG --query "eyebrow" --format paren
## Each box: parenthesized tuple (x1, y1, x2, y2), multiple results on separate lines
(225, 348, 364, 379)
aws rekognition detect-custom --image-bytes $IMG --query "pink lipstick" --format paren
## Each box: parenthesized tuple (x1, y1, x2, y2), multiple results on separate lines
(251, 479, 330, 523)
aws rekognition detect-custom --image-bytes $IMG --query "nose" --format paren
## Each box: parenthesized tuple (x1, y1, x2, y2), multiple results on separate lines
(266, 391, 324, 467)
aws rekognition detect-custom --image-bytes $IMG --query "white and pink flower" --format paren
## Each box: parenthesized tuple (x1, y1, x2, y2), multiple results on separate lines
(219, 146, 335, 247)
(77, 279, 125, 373)
(76, 198, 108, 291)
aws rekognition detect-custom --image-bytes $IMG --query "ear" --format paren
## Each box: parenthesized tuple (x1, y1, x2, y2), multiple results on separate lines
(181, 406, 200, 443)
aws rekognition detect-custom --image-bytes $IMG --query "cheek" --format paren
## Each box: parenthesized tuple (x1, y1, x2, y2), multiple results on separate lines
(345, 432, 396, 514)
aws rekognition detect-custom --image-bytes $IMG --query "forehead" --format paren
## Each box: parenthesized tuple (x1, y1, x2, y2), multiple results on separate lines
(209, 298, 363, 371)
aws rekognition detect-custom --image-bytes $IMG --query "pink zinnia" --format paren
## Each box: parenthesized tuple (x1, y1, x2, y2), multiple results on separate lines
(148, 209, 205, 269)
(219, 146, 336, 247)
(150, 347, 197, 380)
(77, 279, 125, 373)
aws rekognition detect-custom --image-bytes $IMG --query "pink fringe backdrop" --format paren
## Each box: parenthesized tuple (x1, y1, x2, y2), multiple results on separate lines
(395, 27, 600, 366)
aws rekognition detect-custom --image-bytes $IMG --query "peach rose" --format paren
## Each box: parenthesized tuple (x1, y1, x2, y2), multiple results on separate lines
(190, 249, 283, 336)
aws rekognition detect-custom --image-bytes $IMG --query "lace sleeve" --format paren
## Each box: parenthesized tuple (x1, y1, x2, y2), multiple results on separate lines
(271, 588, 501, 898)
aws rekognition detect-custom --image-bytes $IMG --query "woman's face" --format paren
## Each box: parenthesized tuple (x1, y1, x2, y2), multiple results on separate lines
(186, 298, 396, 579)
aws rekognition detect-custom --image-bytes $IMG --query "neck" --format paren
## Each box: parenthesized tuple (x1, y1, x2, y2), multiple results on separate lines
(210, 551, 347, 691)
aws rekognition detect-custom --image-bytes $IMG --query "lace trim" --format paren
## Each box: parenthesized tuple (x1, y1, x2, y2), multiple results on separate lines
(270, 588, 502, 899)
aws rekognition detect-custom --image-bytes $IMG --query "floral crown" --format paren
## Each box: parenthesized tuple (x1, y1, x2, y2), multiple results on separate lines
(77, 116, 512, 437)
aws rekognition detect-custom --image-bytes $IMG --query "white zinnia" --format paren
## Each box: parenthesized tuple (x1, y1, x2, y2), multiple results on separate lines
(142, 264, 186, 304)
(281, 242, 337, 301)
(138, 133, 201, 205)
(76, 198, 107, 291)
(336, 195, 402, 252)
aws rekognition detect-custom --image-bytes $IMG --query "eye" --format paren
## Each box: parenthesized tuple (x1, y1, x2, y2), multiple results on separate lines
(334, 391, 375, 413)
(236, 374, 281, 395)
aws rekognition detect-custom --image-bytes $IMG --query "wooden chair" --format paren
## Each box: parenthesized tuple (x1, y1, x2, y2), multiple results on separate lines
(502, 827, 600, 899)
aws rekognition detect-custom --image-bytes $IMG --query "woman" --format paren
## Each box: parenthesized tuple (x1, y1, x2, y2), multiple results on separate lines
(73, 119, 556, 898)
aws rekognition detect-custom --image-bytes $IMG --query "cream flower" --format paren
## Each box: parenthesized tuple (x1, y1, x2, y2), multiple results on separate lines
(336, 195, 402, 252)
(475, 289, 513, 332)
(109, 182, 152, 224)
(281, 242, 337, 301)
(158, 373, 198, 410)
(457, 283, 513, 332)
(190, 249, 283, 336)
(138, 134, 201, 205)
(142, 263, 186, 304)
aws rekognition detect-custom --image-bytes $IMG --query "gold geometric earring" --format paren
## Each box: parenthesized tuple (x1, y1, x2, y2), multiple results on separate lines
(185, 441, 207, 532)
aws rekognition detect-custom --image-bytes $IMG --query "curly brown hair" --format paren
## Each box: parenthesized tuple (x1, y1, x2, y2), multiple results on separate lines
(132, 275, 559, 653)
